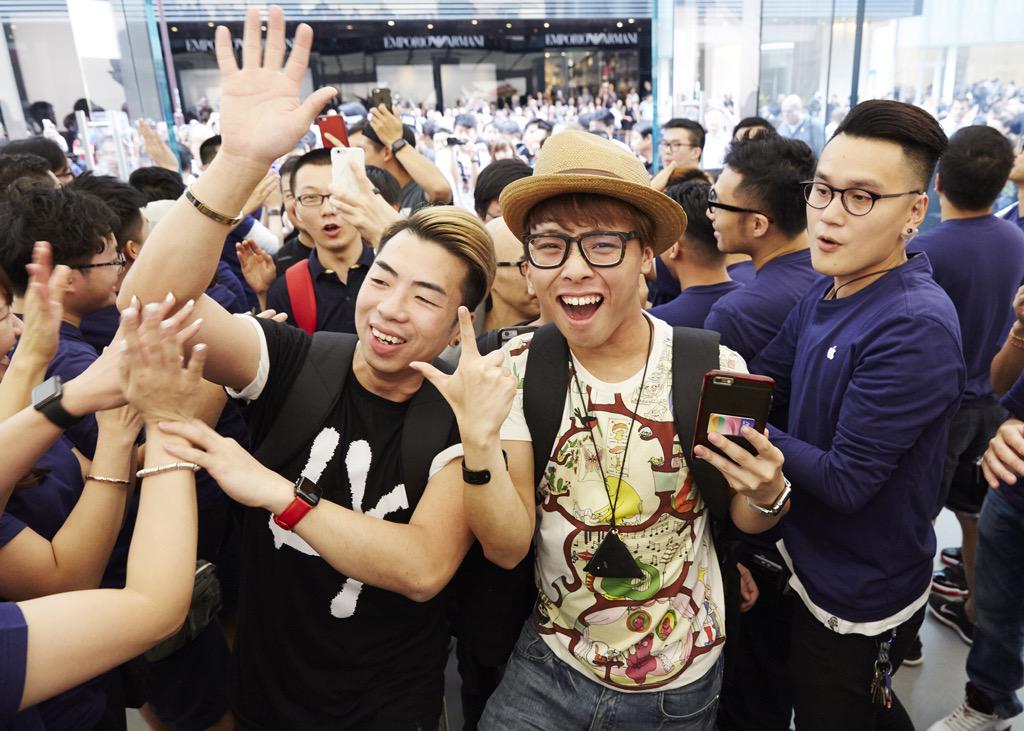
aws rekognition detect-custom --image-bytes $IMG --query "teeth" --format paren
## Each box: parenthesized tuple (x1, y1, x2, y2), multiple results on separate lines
(371, 326, 406, 345)
(561, 295, 603, 306)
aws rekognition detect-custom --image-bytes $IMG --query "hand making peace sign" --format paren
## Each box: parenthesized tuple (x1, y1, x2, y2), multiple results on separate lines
(410, 306, 517, 441)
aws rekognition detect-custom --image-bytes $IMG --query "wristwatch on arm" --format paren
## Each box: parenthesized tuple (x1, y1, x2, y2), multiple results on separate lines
(273, 476, 322, 530)
(390, 139, 408, 155)
(32, 376, 83, 429)
(462, 450, 509, 486)
(746, 476, 792, 517)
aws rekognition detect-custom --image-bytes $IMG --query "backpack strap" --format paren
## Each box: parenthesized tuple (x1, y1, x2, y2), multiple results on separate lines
(401, 358, 456, 504)
(253, 331, 357, 471)
(521, 323, 570, 488)
(285, 259, 317, 335)
(670, 326, 731, 523)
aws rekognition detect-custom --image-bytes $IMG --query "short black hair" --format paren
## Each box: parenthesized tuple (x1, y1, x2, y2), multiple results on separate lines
(278, 156, 301, 192)
(0, 138, 67, 173)
(724, 135, 816, 237)
(665, 181, 720, 262)
(365, 165, 401, 207)
(128, 166, 186, 202)
(362, 123, 416, 151)
(663, 118, 706, 151)
(938, 125, 1014, 211)
(0, 153, 53, 193)
(70, 172, 147, 248)
(199, 135, 222, 167)
(733, 116, 775, 137)
(454, 113, 477, 131)
(831, 99, 947, 189)
(0, 186, 118, 294)
(473, 159, 532, 219)
(289, 148, 332, 193)
(524, 119, 553, 134)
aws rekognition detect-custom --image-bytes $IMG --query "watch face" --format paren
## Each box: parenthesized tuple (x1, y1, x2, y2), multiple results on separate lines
(295, 476, 322, 506)
(31, 376, 62, 408)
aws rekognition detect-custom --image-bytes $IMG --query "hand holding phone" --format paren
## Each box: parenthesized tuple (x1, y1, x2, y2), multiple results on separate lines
(694, 371, 774, 458)
(315, 115, 349, 149)
(370, 87, 393, 112)
(331, 147, 365, 200)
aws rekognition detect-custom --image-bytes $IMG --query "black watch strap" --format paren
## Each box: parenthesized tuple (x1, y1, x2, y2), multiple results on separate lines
(32, 376, 82, 429)
(390, 138, 408, 154)
(462, 450, 509, 486)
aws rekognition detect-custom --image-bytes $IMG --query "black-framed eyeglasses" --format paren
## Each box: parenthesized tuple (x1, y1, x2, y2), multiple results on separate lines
(72, 255, 126, 273)
(707, 187, 775, 222)
(296, 192, 333, 207)
(524, 231, 637, 269)
(496, 259, 527, 275)
(659, 140, 696, 151)
(801, 181, 922, 217)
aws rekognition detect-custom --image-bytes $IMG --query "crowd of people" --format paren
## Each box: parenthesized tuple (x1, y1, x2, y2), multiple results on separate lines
(2, 7, 1024, 731)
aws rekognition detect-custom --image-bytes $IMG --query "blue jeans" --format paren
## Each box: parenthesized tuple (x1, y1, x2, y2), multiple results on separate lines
(968, 488, 1024, 719)
(480, 623, 722, 730)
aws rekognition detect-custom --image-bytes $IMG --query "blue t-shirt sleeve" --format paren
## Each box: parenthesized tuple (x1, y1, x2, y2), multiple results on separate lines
(768, 316, 965, 514)
(0, 601, 29, 723)
(0, 513, 27, 549)
(751, 302, 801, 423)
(704, 298, 748, 360)
(46, 349, 99, 459)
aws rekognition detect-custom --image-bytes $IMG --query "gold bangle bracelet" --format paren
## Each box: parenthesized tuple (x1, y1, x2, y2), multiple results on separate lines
(85, 474, 131, 486)
(1009, 332, 1024, 352)
(184, 188, 243, 226)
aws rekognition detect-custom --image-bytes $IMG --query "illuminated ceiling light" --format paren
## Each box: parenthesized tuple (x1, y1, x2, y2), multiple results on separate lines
(207, 21, 215, 27)
(505, 22, 512, 28)
(261, 25, 267, 31)
(628, 17, 635, 23)
(426, 23, 433, 29)
(346, 24, 353, 30)
(170, 25, 178, 32)
(560, 51, 565, 56)
(616, 21, 623, 27)
(544, 52, 550, 58)
(543, 21, 550, 28)
(471, 19, 478, 25)
(387, 20, 395, 26)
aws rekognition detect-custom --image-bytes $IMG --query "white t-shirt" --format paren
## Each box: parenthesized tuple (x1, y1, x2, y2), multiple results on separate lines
(500, 314, 745, 692)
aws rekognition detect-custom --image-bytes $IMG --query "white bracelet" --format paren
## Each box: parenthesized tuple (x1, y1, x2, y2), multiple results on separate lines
(136, 462, 200, 480)
(85, 474, 131, 486)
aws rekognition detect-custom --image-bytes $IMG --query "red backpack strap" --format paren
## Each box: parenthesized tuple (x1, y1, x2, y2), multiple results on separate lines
(285, 259, 317, 335)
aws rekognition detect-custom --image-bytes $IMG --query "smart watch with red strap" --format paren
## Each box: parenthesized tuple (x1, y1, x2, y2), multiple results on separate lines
(273, 476, 322, 531)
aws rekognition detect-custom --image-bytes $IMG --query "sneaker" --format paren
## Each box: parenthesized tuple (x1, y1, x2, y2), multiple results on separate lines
(929, 594, 974, 645)
(940, 545, 963, 568)
(926, 685, 1012, 730)
(932, 564, 969, 598)
(902, 633, 923, 666)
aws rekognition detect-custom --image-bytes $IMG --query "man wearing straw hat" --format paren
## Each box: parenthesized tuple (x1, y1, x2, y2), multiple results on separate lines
(416, 130, 791, 727)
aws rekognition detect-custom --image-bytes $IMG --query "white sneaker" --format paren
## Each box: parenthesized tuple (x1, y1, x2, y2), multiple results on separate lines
(926, 701, 1012, 731)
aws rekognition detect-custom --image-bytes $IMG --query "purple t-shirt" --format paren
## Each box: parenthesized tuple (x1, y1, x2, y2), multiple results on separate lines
(0, 602, 43, 730)
(912, 216, 1024, 404)
(727, 259, 756, 284)
(997, 371, 1024, 515)
(43, 323, 99, 460)
(1, 438, 107, 730)
(649, 280, 744, 329)
(704, 249, 823, 361)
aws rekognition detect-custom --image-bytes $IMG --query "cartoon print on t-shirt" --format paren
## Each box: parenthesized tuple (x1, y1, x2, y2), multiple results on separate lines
(267, 426, 408, 618)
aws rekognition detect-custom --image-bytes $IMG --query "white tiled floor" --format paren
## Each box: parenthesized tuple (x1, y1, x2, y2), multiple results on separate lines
(129, 509, 1021, 730)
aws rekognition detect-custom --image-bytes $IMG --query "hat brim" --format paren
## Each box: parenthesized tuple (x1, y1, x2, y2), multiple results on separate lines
(500, 174, 687, 257)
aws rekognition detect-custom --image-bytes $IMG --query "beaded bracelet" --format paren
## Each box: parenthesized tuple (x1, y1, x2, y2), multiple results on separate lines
(136, 462, 200, 480)
(184, 188, 242, 227)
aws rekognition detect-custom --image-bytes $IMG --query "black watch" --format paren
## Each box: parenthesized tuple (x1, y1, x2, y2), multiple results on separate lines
(32, 376, 83, 429)
(462, 450, 509, 486)
(390, 138, 408, 155)
(294, 475, 323, 507)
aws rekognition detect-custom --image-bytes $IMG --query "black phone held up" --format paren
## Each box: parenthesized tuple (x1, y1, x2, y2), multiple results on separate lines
(370, 87, 393, 112)
(315, 115, 348, 149)
(692, 370, 774, 458)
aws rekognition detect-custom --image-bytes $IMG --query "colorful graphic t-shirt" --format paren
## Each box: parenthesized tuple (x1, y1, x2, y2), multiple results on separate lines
(500, 314, 744, 692)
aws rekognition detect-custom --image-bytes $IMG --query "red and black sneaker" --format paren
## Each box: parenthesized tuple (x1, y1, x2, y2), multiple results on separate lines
(940, 546, 963, 568)
(932, 564, 969, 598)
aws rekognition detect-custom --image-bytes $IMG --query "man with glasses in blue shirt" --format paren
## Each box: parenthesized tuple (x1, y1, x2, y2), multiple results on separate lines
(749, 99, 964, 730)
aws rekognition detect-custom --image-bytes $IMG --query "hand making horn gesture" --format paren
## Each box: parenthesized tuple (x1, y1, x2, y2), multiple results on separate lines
(410, 306, 517, 441)
(213, 5, 338, 170)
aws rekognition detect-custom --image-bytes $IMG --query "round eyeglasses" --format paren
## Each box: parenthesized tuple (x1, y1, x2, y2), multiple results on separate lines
(801, 181, 922, 217)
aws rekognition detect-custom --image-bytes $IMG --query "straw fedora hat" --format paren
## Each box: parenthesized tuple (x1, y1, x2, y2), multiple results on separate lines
(499, 129, 688, 256)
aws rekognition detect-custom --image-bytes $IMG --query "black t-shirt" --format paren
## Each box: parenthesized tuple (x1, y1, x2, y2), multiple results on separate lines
(230, 318, 455, 729)
(273, 230, 313, 277)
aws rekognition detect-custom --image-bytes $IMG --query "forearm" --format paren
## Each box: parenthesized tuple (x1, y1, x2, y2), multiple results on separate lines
(49, 431, 135, 590)
(992, 328, 1024, 395)
(0, 354, 49, 421)
(729, 491, 786, 535)
(396, 148, 452, 203)
(0, 408, 64, 513)
(118, 153, 267, 309)
(461, 438, 534, 568)
(194, 380, 228, 429)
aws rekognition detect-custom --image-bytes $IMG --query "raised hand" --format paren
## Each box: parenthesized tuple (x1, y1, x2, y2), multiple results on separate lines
(136, 120, 179, 172)
(236, 239, 277, 296)
(694, 426, 787, 507)
(367, 104, 406, 148)
(214, 5, 338, 168)
(95, 403, 144, 446)
(15, 242, 69, 368)
(981, 418, 1024, 487)
(409, 306, 516, 441)
(118, 302, 207, 424)
(241, 171, 280, 217)
(328, 160, 401, 249)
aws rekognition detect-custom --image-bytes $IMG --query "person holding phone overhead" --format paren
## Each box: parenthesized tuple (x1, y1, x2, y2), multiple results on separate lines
(749, 100, 964, 730)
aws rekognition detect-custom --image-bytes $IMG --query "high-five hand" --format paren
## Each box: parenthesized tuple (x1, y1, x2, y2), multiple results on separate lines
(214, 5, 338, 167)
(409, 306, 516, 442)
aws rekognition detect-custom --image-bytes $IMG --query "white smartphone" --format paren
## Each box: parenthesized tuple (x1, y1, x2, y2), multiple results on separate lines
(331, 146, 365, 199)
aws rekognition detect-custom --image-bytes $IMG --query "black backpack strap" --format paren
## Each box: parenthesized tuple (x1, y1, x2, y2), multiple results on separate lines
(253, 331, 357, 471)
(522, 323, 570, 488)
(670, 326, 732, 523)
(401, 358, 456, 503)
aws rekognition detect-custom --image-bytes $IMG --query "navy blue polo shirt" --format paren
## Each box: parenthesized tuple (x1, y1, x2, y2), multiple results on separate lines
(266, 245, 375, 334)
(649, 280, 744, 329)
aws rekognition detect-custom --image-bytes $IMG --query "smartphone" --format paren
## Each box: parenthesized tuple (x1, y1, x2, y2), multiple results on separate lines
(370, 87, 393, 112)
(331, 146, 365, 199)
(693, 370, 774, 458)
(315, 115, 349, 149)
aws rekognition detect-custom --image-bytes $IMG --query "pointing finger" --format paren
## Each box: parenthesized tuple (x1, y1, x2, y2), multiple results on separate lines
(456, 306, 479, 360)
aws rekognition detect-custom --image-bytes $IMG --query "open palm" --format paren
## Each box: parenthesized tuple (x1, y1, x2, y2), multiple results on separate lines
(214, 6, 337, 165)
